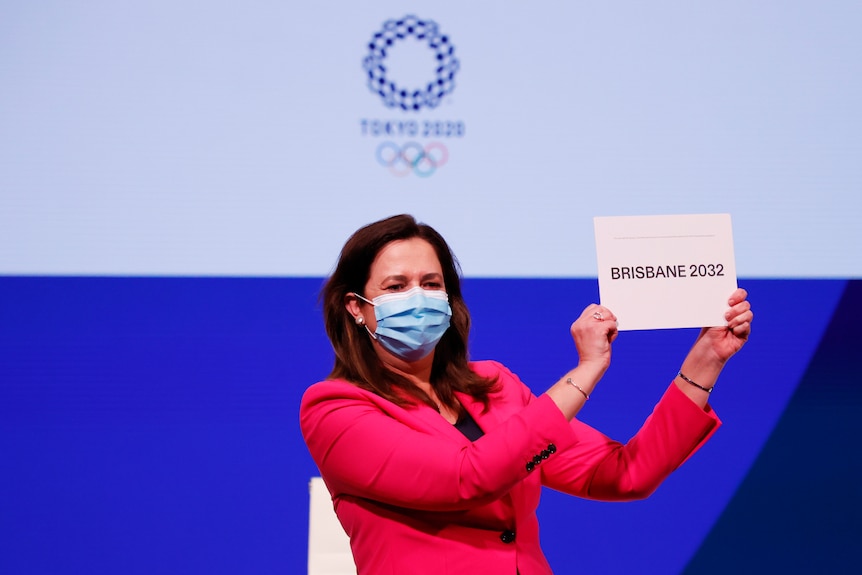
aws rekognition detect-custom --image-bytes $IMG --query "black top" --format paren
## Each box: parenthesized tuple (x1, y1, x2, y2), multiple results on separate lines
(453, 410, 484, 441)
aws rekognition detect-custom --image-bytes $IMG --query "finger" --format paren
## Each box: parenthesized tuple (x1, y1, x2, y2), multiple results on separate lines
(573, 305, 618, 339)
(725, 300, 751, 322)
(590, 305, 617, 324)
(728, 287, 748, 306)
(579, 304, 602, 322)
(728, 310, 754, 332)
(729, 320, 751, 339)
(727, 305, 753, 324)
(728, 304, 753, 328)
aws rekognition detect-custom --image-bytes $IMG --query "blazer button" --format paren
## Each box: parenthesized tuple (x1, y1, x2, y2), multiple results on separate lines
(525, 461, 535, 472)
(532, 455, 542, 465)
(500, 530, 516, 544)
(547, 443, 557, 454)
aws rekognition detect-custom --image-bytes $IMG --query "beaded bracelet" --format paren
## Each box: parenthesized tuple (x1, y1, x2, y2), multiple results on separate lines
(677, 371, 714, 394)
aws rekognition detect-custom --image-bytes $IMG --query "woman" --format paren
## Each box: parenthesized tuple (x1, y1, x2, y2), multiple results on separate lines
(300, 214, 753, 574)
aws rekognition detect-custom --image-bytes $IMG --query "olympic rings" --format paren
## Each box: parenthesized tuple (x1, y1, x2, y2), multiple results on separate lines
(375, 141, 449, 177)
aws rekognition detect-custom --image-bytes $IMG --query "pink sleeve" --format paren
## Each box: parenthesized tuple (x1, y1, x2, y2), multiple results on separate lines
(300, 376, 577, 512)
(541, 382, 721, 501)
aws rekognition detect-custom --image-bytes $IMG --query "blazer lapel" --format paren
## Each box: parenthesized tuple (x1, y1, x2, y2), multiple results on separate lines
(407, 400, 473, 443)
(401, 391, 507, 444)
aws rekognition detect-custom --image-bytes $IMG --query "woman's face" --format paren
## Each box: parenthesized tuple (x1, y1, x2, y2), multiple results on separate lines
(347, 237, 446, 364)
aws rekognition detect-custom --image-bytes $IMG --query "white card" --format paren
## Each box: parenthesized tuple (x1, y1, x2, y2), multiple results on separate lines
(594, 214, 738, 331)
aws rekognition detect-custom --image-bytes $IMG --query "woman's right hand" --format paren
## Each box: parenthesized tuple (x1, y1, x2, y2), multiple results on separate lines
(547, 304, 620, 420)
(570, 304, 619, 375)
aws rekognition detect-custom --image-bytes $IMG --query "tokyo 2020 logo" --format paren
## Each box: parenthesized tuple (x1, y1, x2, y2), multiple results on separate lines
(363, 15, 460, 111)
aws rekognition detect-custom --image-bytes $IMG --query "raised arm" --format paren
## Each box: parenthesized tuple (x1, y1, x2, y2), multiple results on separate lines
(674, 287, 753, 407)
(541, 288, 752, 500)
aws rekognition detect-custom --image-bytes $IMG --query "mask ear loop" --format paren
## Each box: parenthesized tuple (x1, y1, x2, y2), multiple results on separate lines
(352, 292, 374, 305)
(351, 292, 378, 340)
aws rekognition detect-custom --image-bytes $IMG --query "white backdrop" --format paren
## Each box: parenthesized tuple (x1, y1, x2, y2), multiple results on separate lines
(2, 1, 860, 277)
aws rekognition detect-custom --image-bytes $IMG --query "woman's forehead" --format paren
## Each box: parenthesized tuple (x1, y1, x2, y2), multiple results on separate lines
(370, 238, 442, 275)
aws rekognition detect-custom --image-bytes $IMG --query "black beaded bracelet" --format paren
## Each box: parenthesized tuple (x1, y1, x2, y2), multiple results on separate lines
(677, 371, 714, 394)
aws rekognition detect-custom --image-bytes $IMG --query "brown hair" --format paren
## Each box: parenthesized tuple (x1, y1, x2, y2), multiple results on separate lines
(321, 214, 498, 411)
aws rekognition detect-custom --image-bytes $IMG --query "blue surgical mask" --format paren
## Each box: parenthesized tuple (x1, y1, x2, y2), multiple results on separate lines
(354, 286, 452, 361)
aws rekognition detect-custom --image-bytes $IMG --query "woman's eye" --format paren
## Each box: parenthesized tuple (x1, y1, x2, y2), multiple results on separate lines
(384, 284, 403, 291)
(423, 282, 442, 289)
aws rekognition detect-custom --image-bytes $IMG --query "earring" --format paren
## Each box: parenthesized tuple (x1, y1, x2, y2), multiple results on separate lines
(355, 316, 365, 326)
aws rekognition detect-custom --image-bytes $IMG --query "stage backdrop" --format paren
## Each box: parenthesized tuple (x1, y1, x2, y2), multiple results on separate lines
(1, 2, 860, 574)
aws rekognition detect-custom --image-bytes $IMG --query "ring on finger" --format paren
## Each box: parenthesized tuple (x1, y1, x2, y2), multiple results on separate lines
(592, 311, 603, 321)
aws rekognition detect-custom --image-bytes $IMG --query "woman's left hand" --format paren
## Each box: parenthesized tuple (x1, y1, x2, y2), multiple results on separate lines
(694, 287, 754, 364)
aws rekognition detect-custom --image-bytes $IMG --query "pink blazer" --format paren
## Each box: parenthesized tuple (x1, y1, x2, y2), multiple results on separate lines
(300, 361, 720, 575)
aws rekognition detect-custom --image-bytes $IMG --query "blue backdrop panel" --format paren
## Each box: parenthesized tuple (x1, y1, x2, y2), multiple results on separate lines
(0, 277, 856, 574)
(683, 279, 862, 575)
